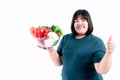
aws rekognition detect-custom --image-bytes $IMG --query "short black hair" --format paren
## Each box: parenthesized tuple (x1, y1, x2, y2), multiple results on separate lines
(71, 9, 93, 36)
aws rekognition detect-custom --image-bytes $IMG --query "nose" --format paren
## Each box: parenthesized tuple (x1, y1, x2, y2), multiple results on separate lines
(78, 20, 82, 25)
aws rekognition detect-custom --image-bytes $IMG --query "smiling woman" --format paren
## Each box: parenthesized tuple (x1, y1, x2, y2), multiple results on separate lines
(38, 9, 115, 80)
(74, 16, 88, 36)
(0, 0, 119, 80)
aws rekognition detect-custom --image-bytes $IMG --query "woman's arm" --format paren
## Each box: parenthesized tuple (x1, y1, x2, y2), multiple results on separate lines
(47, 47, 63, 66)
(94, 35, 115, 74)
(94, 53, 112, 74)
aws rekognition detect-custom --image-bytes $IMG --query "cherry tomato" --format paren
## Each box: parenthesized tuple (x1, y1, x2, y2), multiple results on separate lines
(35, 28, 41, 38)
(43, 28, 52, 36)
(47, 29, 52, 33)
(57, 32, 61, 37)
(39, 28, 46, 37)
(30, 27, 35, 37)
(40, 28, 46, 34)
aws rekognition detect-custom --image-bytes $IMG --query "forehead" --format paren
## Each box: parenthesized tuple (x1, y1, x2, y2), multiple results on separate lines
(76, 15, 84, 19)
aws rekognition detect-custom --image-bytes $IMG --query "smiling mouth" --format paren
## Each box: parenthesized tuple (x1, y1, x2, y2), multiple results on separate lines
(76, 26, 84, 29)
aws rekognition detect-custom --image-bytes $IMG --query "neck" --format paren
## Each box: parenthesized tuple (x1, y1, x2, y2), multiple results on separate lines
(75, 35, 86, 39)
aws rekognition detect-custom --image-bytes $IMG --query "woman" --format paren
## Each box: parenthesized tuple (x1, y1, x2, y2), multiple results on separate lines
(38, 9, 115, 80)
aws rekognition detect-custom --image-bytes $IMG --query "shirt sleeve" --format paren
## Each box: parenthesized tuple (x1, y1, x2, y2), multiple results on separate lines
(92, 38, 106, 63)
(56, 35, 65, 56)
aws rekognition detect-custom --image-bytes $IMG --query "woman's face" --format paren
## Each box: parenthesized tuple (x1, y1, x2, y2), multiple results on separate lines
(74, 15, 88, 36)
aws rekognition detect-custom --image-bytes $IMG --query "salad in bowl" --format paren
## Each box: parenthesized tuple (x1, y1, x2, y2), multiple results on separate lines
(30, 25, 63, 47)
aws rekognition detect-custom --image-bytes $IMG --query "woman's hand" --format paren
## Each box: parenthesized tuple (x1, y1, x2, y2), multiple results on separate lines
(37, 45, 47, 49)
(107, 35, 116, 54)
(37, 45, 53, 50)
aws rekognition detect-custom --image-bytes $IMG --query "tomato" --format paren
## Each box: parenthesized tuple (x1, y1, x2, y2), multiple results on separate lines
(39, 28, 46, 37)
(47, 29, 52, 33)
(30, 27, 35, 37)
(44, 28, 52, 36)
(41, 35, 49, 41)
(57, 32, 61, 37)
(35, 28, 41, 38)
(40, 28, 46, 33)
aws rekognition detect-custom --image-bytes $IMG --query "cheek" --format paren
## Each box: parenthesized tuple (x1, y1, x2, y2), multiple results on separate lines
(84, 23, 88, 29)
(74, 23, 76, 27)
(74, 24, 77, 29)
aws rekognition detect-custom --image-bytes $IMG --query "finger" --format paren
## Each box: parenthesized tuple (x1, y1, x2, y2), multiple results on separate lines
(108, 35, 112, 43)
(37, 45, 41, 48)
(43, 47, 47, 49)
(109, 35, 112, 41)
(37, 45, 47, 49)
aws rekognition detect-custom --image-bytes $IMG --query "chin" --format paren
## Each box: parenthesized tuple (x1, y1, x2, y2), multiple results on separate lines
(77, 32, 85, 35)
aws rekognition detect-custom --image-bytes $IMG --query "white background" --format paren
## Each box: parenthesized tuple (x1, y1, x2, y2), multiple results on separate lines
(0, 0, 120, 80)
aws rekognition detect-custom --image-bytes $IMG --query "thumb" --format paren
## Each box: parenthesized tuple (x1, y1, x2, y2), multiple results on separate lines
(108, 35, 112, 43)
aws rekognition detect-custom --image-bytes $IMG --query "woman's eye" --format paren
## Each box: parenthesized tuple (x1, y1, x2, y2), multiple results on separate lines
(82, 19, 86, 21)
(75, 20, 78, 22)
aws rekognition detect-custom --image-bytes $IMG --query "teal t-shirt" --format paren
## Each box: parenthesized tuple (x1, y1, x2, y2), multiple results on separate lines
(57, 33, 106, 80)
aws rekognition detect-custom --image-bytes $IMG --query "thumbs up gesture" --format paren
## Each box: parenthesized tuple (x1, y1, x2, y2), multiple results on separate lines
(107, 35, 116, 54)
